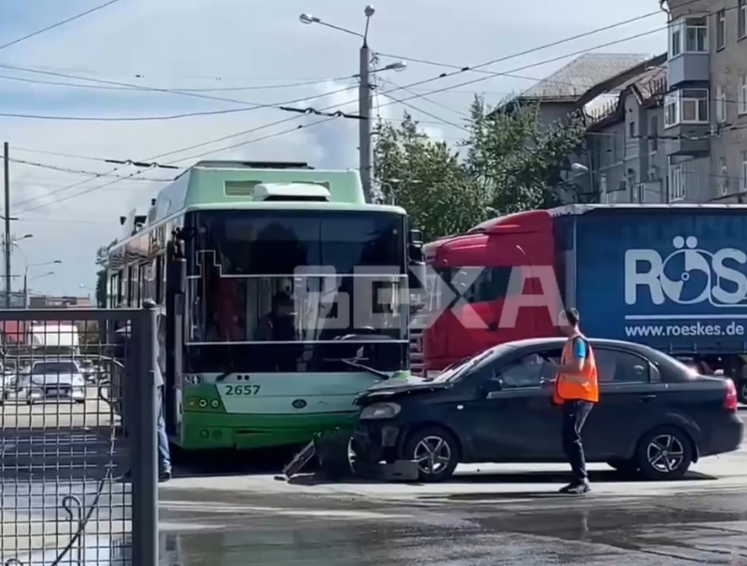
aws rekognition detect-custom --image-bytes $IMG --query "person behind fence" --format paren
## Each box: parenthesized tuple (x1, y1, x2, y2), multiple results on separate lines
(119, 316, 172, 482)
(552, 308, 598, 495)
(156, 310, 172, 482)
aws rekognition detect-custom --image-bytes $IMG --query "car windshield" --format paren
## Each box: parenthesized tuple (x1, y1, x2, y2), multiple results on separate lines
(32, 362, 78, 374)
(431, 344, 516, 382)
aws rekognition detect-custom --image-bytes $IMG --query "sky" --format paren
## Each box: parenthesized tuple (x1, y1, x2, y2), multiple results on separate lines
(0, 0, 667, 298)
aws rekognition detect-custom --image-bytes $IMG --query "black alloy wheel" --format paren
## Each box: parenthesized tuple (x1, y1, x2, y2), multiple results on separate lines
(635, 426, 693, 481)
(403, 426, 459, 483)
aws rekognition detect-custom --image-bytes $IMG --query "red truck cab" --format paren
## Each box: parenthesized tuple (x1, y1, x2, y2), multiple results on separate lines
(422, 209, 559, 373)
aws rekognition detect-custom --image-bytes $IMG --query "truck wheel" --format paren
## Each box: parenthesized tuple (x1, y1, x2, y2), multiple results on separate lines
(738, 380, 747, 405)
(403, 426, 459, 483)
(635, 426, 693, 481)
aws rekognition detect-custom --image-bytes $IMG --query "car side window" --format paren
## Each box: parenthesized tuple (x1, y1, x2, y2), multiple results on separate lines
(490, 348, 562, 389)
(595, 348, 650, 384)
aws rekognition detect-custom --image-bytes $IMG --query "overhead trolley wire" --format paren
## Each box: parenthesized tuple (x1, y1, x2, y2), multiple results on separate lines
(13, 0, 714, 214)
(0, 0, 123, 52)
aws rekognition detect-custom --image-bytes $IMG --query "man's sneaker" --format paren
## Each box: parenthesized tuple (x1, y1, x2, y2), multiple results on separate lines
(559, 481, 590, 495)
(159, 470, 172, 483)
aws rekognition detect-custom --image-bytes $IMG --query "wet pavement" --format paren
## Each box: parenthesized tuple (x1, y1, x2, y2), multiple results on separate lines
(157, 486, 747, 565)
(156, 436, 747, 566)
(3, 413, 747, 565)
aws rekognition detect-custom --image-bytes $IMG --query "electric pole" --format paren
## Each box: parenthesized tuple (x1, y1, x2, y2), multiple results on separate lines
(299, 6, 405, 205)
(4, 142, 10, 309)
(358, 42, 373, 203)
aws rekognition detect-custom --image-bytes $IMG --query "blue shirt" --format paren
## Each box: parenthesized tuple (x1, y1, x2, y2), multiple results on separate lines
(572, 337, 587, 361)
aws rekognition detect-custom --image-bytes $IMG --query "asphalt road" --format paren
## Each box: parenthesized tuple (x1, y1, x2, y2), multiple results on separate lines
(2, 408, 747, 565)
(157, 445, 747, 565)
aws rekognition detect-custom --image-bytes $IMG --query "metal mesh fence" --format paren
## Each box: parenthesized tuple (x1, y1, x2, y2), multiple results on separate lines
(0, 308, 157, 566)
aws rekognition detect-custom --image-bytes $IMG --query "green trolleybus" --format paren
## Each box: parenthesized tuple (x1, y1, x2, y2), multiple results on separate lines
(106, 161, 424, 451)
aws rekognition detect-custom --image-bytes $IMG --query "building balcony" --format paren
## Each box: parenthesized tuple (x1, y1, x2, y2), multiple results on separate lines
(663, 88, 712, 156)
(667, 16, 710, 87)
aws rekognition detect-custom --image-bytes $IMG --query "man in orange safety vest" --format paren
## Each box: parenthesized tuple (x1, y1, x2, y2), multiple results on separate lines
(553, 308, 599, 495)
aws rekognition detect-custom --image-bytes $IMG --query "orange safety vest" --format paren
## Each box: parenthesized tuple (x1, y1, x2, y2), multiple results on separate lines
(553, 335, 599, 404)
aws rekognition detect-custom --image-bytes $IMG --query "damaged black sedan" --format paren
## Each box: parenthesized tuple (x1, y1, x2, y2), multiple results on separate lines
(352, 338, 743, 482)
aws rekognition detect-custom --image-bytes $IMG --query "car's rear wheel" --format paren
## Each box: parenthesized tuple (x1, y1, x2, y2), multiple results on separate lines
(607, 459, 639, 476)
(635, 426, 693, 481)
(403, 426, 459, 483)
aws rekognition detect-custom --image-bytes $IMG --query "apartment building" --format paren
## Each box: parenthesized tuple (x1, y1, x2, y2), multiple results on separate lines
(581, 55, 669, 203)
(662, 0, 747, 202)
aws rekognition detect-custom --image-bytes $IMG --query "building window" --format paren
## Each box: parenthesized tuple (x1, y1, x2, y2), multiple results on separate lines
(669, 21, 682, 57)
(716, 9, 726, 50)
(742, 151, 747, 191)
(664, 93, 678, 127)
(649, 115, 658, 152)
(668, 17, 707, 57)
(664, 89, 709, 127)
(716, 85, 727, 123)
(669, 164, 685, 201)
(739, 76, 747, 115)
(628, 121, 635, 138)
(681, 89, 709, 122)
(740, 0, 746, 40)
(685, 17, 708, 52)
(718, 157, 729, 196)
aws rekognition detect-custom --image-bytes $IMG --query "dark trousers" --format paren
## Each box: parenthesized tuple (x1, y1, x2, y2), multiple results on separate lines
(562, 400, 593, 483)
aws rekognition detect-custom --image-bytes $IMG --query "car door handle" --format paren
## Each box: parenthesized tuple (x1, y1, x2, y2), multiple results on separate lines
(638, 394, 656, 402)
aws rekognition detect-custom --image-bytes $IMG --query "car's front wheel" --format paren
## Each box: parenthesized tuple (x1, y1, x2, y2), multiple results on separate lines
(635, 426, 693, 481)
(403, 426, 459, 483)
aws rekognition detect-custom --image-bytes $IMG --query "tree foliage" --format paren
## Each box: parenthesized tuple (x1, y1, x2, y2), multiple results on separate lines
(374, 96, 586, 240)
(94, 239, 117, 308)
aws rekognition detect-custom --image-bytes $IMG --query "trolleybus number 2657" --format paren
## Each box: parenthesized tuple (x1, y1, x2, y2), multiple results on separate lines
(224, 384, 261, 396)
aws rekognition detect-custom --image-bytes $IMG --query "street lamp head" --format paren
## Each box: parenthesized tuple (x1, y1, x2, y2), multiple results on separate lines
(53, 260, 61, 264)
(299, 13, 318, 24)
(570, 163, 590, 174)
(364, 5, 376, 17)
(387, 61, 407, 72)
(21, 234, 33, 240)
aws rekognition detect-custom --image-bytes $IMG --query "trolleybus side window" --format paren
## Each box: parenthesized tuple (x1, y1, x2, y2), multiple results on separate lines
(156, 255, 165, 305)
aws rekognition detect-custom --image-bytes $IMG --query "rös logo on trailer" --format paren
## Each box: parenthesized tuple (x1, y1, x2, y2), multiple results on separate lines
(625, 235, 747, 313)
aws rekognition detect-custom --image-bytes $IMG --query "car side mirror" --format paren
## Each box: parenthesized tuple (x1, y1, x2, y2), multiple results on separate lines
(483, 377, 504, 397)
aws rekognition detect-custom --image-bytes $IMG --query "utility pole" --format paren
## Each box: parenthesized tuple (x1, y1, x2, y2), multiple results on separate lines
(358, 42, 373, 203)
(4, 142, 11, 309)
(299, 6, 402, 205)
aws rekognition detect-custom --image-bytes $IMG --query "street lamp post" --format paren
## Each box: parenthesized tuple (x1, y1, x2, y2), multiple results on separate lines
(3, 233, 32, 308)
(20, 271, 56, 308)
(299, 6, 406, 203)
(20, 258, 60, 308)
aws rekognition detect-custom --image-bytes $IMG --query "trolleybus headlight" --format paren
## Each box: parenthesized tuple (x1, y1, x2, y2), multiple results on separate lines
(198, 399, 208, 408)
(360, 402, 401, 420)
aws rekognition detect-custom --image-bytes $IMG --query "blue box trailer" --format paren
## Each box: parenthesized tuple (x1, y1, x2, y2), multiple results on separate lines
(554, 204, 747, 400)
